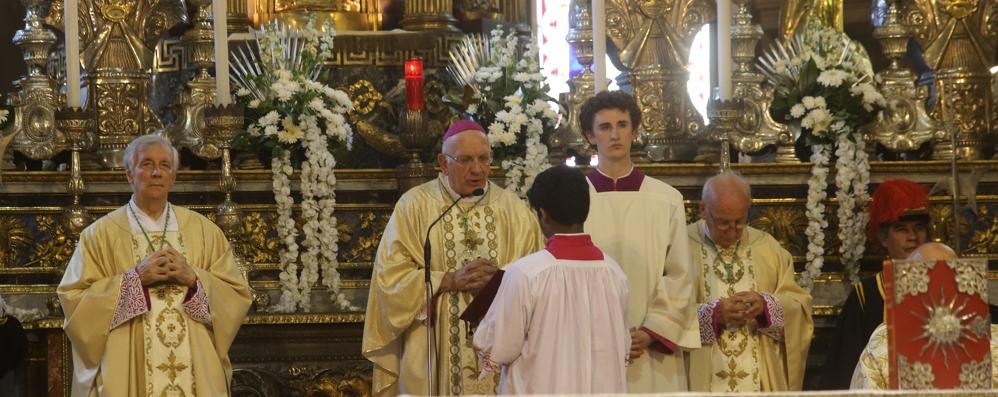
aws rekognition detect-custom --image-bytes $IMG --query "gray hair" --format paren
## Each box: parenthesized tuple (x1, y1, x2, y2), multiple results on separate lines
(702, 170, 752, 205)
(123, 134, 180, 171)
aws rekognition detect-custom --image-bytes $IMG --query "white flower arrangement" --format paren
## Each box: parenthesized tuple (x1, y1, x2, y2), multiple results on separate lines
(231, 18, 356, 312)
(759, 20, 886, 289)
(447, 28, 559, 198)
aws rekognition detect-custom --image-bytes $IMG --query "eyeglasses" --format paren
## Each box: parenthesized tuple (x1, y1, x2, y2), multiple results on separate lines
(704, 207, 747, 232)
(444, 153, 492, 169)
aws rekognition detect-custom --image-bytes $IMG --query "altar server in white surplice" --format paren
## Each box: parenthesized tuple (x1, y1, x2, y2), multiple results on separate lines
(580, 91, 701, 393)
(474, 165, 630, 395)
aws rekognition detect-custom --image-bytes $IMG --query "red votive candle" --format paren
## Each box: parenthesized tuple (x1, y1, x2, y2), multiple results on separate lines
(404, 57, 424, 110)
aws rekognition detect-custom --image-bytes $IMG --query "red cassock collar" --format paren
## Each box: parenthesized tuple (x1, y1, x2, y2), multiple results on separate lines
(545, 234, 604, 260)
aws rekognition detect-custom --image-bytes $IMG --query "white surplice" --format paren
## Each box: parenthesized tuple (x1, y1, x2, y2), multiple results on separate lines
(585, 172, 701, 393)
(473, 234, 631, 395)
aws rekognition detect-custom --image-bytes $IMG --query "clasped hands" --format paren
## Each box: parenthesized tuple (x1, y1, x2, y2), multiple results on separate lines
(440, 258, 498, 292)
(717, 291, 765, 328)
(137, 248, 197, 288)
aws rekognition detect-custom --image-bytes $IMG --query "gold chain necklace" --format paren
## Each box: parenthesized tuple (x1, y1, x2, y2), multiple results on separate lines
(128, 202, 170, 252)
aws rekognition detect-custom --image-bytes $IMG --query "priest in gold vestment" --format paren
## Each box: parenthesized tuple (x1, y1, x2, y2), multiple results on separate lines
(362, 121, 543, 396)
(58, 135, 252, 397)
(687, 171, 813, 392)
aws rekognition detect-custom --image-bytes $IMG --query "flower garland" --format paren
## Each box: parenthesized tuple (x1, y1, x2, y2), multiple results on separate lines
(760, 20, 885, 289)
(447, 28, 559, 197)
(800, 144, 829, 291)
(232, 19, 355, 312)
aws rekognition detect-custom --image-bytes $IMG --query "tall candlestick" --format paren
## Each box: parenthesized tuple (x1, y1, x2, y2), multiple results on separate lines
(716, 0, 732, 99)
(404, 58, 424, 110)
(65, 0, 81, 107)
(591, 0, 607, 92)
(213, 0, 231, 105)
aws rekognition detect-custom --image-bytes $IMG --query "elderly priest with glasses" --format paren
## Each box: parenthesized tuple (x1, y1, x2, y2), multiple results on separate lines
(58, 134, 252, 397)
(363, 120, 543, 396)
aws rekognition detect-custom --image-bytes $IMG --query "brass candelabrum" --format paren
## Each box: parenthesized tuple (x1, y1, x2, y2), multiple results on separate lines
(55, 107, 94, 239)
(869, 2, 943, 157)
(703, 98, 742, 166)
(396, 108, 436, 192)
(203, 104, 268, 310)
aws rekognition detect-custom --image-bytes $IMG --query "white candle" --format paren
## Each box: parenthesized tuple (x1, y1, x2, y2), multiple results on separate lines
(716, 0, 732, 100)
(591, 0, 607, 92)
(65, 0, 81, 108)
(213, 0, 231, 105)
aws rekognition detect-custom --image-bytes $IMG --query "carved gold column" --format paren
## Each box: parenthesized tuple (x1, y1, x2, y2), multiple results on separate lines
(403, 0, 459, 31)
(902, 0, 995, 159)
(547, 0, 594, 162)
(227, 0, 252, 33)
(8, 0, 65, 161)
(168, 0, 219, 160)
(726, 0, 795, 162)
(869, 2, 943, 155)
(606, 0, 713, 162)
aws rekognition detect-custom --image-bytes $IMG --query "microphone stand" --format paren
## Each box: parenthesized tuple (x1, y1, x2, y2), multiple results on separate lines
(423, 187, 484, 396)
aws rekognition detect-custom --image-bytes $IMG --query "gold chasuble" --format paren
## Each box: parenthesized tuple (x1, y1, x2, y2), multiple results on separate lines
(363, 176, 543, 396)
(58, 205, 251, 397)
(688, 222, 813, 392)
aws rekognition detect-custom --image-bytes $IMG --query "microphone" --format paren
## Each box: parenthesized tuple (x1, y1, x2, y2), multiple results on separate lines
(422, 186, 484, 396)
(424, 187, 485, 282)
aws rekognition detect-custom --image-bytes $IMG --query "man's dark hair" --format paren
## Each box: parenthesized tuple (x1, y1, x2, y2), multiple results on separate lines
(527, 165, 590, 226)
(579, 91, 642, 135)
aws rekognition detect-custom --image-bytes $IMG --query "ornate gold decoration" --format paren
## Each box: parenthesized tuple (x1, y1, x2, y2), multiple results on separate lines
(167, 0, 219, 160)
(894, 260, 932, 302)
(0, 216, 33, 267)
(547, 0, 594, 162)
(27, 215, 75, 269)
(606, 0, 713, 162)
(898, 355, 936, 389)
(948, 259, 987, 298)
(344, 80, 406, 159)
(901, 0, 995, 160)
(779, 0, 843, 40)
(967, 205, 998, 254)
(240, 212, 281, 264)
(870, 3, 944, 154)
(914, 287, 980, 366)
(727, 0, 794, 162)
(7, 0, 66, 162)
(268, 0, 382, 31)
(402, 0, 458, 31)
(968, 316, 989, 339)
(751, 206, 808, 255)
(959, 358, 991, 389)
(340, 212, 388, 263)
(76, 0, 185, 168)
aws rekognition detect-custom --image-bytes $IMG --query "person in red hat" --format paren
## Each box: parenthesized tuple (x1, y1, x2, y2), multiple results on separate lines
(362, 119, 543, 395)
(819, 179, 930, 389)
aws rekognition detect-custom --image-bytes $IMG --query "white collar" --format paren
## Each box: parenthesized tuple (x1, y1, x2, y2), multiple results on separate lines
(438, 173, 489, 203)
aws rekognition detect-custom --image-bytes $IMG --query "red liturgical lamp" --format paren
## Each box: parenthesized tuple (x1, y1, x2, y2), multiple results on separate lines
(404, 58, 424, 110)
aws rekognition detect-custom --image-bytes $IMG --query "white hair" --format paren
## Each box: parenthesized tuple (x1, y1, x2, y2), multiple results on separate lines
(702, 170, 752, 205)
(123, 134, 180, 171)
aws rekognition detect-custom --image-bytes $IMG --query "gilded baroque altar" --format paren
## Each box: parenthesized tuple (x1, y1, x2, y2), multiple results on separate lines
(0, 0, 996, 395)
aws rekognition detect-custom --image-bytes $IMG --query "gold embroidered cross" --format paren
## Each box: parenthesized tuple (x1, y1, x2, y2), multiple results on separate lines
(715, 358, 750, 391)
(156, 351, 189, 383)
